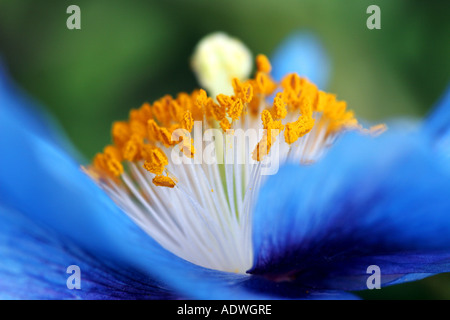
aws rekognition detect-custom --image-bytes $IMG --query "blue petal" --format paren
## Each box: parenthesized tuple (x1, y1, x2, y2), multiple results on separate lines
(424, 84, 450, 138)
(235, 275, 359, 300)
(423, 84, 450, 164)
(250, 130, 450, 291)
(0, 204, 177, 299)
(270, 31, 330, 89)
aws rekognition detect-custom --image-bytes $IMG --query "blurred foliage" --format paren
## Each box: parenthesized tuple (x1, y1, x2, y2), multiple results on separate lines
(0, 0, 449, 299)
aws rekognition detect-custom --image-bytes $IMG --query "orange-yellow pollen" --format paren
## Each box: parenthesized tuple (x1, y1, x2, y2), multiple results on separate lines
(196, 89, 208, 108)
(256, 54, 271, 73)
(152, 175, 177, 188)
(181, 110, 194, 132)
(106, 158, 124, 177)
(255, 72, 277, 95)
(272, 92, 288, 120)
(123, 134, 143, 161)
(228, 98, 244, 121)
(220, 118, 232, 131)
(180, 137, 196, 158)
(232, 78, 253, 104)
(284, 116, 316, 145)
(112, 121, 131, 148)
(143, 146, 168, 176)
(253, 110, 285, 161)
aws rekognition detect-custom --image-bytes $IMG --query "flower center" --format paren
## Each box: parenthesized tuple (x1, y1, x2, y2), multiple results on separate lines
(84, 35, 384, 274)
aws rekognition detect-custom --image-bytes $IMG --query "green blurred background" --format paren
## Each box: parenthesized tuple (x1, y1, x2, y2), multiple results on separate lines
(0, 0, 449, 299)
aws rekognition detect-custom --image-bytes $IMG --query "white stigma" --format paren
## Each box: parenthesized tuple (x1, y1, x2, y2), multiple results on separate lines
(191, 32, 253, 98)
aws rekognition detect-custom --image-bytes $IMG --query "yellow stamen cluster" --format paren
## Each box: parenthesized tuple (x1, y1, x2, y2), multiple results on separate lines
(90, 54, 359, 187)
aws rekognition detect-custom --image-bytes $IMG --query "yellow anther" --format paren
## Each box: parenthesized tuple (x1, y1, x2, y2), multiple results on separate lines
(271, 120, 284, 131)
(123, 140, 139, 162)
(247, 91, 262, 116)
(196, 89, 208, 107)
(280, 88, 300, 111)
(216, 94, 234, 109)
(241, 82, 253, 103)
(207, 98, 226, 121)
(267, 122, 283, 146)
(255, 72, 277, 95)
(298, 96, 313, 118)
(152, 100, 164, 124)
(112, 121, 131, 147)
(169, 100, 184, 122)
(315, 90, 328, 112)
(143, 161, 163, 176)
(159, 127, 175, 147)
(129, 119, 147, 138)
(93, 153, 108, 173)
(130, 102, 153, 124)
(284, 115, 315, 145)
(329, 110, 358, 132)
(143, 146, 168, 175)
(180, 137, 196, 158)
(140, 144, 153, 160)
(181, 110, 194, 132)
(272, 92, 288, 120)
(203, 97, 213, 119)
(152, 95, 174, 126)
(281, 73, 301, 94)
(256, 74, 266, 93)
(261, 109, 283, 134)
(228, 98, 244, 121)
(261, 109, 273, 129)
(139, 102, 153, 122)
(256, 54, 271, 73)
(231, 78, 242, 94)
(186, 90, 204, 120)
(253, 108, 284, 161)
(147, 119, 160, 142)
(220, 118, 231, 131)
(177, 92, 193, 110)
(334, 101, 347, 117)
(94, 146, 124, 178)
(231, 78, 253, 104)
(129, 109, 141, 123)
(252, 135, 268, 161)
(147, 118, 176, 147)
(299, 80, 318, 108)
(123, 134, 143, 161)
(103, 145, 122, 162)
(324, 100, 346, 121)
(106, 157, 124, 177)
(152, 175, 177, 188)
(152, 147, 169, 166)
(252, 131, 279, 162)
(284, 123, 298, 145)
(295, 115, 315, 136)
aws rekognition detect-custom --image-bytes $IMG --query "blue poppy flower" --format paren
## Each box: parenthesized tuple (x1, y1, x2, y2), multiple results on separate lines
(0, 32, 449, 300)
